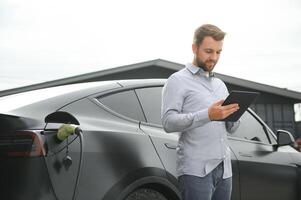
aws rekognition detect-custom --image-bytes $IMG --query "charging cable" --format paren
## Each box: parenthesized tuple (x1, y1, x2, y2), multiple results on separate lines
(56, 124, 84, 200)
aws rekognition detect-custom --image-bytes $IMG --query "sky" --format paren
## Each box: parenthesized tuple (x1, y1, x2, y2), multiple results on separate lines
(1, 0, 301, 94)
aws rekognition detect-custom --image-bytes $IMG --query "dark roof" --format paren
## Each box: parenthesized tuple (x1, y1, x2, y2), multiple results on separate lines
(1, 59, 301, 101)
(214, 73, 301, 101)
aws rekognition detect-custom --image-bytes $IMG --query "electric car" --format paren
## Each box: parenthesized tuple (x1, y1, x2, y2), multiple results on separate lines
(0, 79, 300, 200)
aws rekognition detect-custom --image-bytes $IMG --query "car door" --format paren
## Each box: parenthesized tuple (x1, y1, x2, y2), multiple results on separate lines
(227, 110, 299, 200)
(135, 87, 178, 177)
(135, 86, 240, 200)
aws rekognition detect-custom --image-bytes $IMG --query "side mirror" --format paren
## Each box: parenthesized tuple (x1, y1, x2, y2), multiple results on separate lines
(277, 129, 294, 147)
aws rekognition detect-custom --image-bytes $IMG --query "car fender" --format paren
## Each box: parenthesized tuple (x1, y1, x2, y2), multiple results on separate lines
(103, 167, 180, 200)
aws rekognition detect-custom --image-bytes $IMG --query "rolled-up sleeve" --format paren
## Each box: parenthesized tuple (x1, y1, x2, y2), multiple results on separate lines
(161, 75, 211, 133)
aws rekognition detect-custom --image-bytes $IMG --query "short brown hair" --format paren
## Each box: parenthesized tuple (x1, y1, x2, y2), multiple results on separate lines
(193, 24, 226, 47)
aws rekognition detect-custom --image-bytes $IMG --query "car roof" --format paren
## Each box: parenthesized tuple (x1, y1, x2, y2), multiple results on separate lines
(117, 79, 166, 88)
(0, 81, 120, 118)
(0, 79, 167, 124)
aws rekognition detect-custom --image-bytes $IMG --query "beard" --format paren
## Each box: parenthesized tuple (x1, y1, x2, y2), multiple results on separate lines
(195, 57, 216, 72)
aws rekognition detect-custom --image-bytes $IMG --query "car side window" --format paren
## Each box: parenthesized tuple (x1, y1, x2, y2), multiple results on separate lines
(135, 87, 162, 126)
(227, 111, 270, 144)
(98, 90, 146, 122)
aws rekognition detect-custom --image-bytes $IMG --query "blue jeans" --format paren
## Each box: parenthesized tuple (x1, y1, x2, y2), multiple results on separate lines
(178, 162, 232, 200)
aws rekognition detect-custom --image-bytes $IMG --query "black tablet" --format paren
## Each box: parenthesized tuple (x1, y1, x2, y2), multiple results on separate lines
(220, 90, 260, 122)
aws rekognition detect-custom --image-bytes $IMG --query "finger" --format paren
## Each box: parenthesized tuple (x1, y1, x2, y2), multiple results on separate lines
(224, 107, 240, 117)
(223, 103, 239, 110)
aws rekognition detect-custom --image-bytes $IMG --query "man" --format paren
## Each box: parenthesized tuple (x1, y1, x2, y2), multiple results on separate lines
(161, 24, 239, 200)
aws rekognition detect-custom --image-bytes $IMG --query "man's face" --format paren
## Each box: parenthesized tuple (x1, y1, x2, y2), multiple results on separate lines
(193, 36, 223, 72)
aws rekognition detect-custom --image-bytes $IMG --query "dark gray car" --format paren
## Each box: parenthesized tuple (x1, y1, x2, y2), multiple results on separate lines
(0, 79, 300, 200)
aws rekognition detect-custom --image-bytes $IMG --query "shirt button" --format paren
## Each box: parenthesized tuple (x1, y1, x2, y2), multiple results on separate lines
(221, 138, 224, 142)
(223, 155, 226, 158)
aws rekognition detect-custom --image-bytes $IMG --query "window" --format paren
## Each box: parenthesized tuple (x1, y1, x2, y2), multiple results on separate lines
(228, 111, 270, 144)
(135, 87, 163, 126)
(294, 103, 301, 122)
(98, 90, 146, 122)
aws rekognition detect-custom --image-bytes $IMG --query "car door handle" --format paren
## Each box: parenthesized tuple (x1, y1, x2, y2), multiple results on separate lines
(238, 152, 253, 157)
(164, 143, 177, 150)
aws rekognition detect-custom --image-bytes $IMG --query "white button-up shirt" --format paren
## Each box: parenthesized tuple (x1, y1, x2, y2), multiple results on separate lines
(161, 63, 232, 178)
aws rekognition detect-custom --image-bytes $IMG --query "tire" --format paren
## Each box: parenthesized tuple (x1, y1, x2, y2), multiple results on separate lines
(125, 188, 168, 200)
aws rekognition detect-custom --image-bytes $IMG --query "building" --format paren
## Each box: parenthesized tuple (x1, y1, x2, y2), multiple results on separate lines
(1, 59, 301, 137)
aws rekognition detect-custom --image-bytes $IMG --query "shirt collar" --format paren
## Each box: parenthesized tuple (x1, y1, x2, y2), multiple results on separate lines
(186, 63, 215, 77)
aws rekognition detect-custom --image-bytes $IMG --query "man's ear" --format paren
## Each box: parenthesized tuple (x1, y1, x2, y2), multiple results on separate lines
(192, 43, 197, 55)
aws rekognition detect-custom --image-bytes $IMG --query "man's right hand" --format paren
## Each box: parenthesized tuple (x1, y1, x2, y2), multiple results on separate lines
(208, 99, 239, 121)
